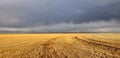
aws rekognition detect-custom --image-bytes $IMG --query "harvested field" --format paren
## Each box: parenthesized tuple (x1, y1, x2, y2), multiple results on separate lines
(0, 33, 120, 58)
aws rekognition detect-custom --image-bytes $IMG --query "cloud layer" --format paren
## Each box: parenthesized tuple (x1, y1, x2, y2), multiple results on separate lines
(0, 0, 120, 32)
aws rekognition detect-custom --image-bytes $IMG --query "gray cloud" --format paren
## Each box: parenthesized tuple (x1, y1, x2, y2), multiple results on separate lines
(0, 20, 119, 32)
(0, 0, 120, 32)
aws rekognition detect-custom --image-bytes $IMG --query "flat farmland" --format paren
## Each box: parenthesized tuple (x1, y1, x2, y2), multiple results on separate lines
(0, 33, 120, 58)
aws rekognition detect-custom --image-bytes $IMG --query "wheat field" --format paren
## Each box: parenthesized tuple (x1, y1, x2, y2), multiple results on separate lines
(0, 33, 120, 58)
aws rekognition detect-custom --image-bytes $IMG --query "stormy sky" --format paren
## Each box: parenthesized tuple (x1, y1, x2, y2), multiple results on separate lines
(0, 0, 120, 32)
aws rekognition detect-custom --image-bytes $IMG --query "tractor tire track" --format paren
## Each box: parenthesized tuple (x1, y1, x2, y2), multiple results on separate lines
(39, 37, 62, 58)
(74, 37, 120, 58)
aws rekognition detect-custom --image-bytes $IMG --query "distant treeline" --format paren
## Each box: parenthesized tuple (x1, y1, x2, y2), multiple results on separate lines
(0, 31, 120, 34)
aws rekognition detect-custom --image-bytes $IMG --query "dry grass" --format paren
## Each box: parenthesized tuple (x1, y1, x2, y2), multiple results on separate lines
(0, 33, 120, 58)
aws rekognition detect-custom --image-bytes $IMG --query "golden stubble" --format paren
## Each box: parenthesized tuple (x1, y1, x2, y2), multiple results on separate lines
(0, 33, 120, 58)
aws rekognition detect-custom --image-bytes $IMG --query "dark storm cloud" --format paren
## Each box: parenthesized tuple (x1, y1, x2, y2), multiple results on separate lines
(0, 0, 120, 32)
